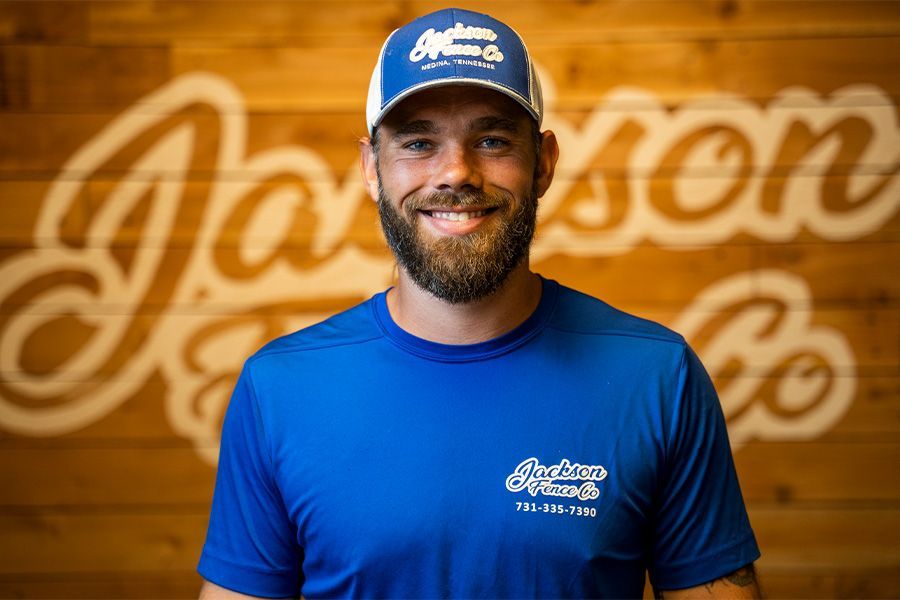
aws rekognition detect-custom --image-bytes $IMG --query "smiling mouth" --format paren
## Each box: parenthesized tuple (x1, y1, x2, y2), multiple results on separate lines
(420, 208, 497, 222)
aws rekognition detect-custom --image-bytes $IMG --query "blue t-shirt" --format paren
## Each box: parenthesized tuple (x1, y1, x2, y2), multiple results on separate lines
(198, 277, 759, 598)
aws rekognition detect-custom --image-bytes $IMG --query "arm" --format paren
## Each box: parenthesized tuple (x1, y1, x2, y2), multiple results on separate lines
(655, 564, 761, 599)
(197, 365, 302, 597)
(650, 347, 760, 592)
(199, 579, 292, 600)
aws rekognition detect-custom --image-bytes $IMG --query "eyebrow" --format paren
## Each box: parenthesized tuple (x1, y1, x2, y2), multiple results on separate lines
(469, 116, 520, 133)
(392, 120, 440, 139)
(390, 115, 522, 140)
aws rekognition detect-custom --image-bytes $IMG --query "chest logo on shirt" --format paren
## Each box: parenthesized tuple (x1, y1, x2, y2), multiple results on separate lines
(505, 457, 608, 502)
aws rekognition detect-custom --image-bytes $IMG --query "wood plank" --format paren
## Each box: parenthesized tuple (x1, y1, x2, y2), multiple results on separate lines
(0, 374, 188, 444)
(0, 112, 365, 174)
(669, 305, 899, 371)
(86, 1, 900, 46)
(538, 37, 900, 109)
(756, 241, 900, 305)
(536, 244, 752, 304)
(0, 45, 170, 111)
(0, 511, 207, 573)
(736, 441, 900, 504)
(0, 113, 117, 173)
(0, 245, 387, 310)
(170, 36, 900, 111)
(819, 376, 900, 441)
(0, 108, 229, 175)
(0, 446, 215, 507)
(749, 506, 900, 570)
(753, 567, 900, 599)
(0, 1, 87, 44)
(87, 0, 400, 46)
(542, 245, 898, 310)
(0, 181, 46, 243)
(705, 370, 899, 443)
(0, 178, 383, 251)
(170, 45, 369, 113)
(0, 571, 202, 599)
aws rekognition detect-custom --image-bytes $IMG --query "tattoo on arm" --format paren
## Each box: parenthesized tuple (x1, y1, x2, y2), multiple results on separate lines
(725, 565, 757, 587)
(652, 564, 759, 598)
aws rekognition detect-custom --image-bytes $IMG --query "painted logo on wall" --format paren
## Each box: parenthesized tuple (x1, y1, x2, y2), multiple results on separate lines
(0, 70, 896, 464)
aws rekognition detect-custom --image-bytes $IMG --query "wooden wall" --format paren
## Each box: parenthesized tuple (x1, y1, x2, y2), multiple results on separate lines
(1, 1, 898, 597)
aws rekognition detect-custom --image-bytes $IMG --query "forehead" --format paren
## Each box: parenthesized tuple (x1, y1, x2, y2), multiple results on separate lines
(379, 85, 532, 131)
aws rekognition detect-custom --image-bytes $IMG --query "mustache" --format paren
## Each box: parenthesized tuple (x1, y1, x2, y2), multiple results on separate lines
(404, 190, 509, 213)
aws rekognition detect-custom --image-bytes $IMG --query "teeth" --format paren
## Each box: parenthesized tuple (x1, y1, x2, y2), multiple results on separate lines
(431, 210, 487, 221)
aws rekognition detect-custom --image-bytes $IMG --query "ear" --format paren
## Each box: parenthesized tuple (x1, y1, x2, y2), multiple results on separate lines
(358, 137, 380, 202)
(534, 130, 560, 198)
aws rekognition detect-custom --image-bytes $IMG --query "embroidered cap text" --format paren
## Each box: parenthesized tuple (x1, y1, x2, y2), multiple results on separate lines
(409, 22, 504, 63)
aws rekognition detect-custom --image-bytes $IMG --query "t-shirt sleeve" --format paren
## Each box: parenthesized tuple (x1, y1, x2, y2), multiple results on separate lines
(197, 361, 303, 598)
(648, 344, 761, 590)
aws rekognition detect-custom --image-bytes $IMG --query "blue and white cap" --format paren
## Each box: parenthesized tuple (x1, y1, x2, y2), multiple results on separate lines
(366, 8, 542, 135)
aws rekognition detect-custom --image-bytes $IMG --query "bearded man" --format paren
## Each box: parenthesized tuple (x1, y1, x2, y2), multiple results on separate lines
(198, 8, 761, 599)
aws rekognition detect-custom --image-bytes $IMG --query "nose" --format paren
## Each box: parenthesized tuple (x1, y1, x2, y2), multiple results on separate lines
(433, 143, 483, 192)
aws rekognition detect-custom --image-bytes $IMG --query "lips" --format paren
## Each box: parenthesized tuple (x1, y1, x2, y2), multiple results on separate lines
(415, 206, 499, 236)
(407, 191, 505, 231)
(423, 209, 490, 222)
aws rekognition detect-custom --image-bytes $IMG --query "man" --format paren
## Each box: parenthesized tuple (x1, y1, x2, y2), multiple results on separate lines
(198, 8, 761, 599)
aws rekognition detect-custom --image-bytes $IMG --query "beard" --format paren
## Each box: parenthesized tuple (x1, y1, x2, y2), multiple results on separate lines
(377, 182, 538, 305)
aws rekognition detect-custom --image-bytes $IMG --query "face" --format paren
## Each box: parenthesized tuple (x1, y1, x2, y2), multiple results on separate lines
(362, 86, 558, 304)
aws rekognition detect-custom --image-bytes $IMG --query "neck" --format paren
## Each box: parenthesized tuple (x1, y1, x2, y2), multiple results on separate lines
(386, 263, 542, 345)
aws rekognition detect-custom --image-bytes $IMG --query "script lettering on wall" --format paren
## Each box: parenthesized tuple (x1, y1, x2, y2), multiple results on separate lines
(537, 77, 899, 254)
(1, 71, 896, 463)
(672, 270, 856, 450)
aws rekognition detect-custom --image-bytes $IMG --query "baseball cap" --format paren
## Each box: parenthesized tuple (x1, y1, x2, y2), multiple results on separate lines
(366, 8, 543, 135)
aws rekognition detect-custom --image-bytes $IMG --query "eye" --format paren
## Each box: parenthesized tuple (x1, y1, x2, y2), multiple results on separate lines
(478, 136, 510, 150)
(403, 139, 433, 152)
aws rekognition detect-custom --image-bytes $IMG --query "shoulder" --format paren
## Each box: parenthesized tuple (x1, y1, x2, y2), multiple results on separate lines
(246, 294, 385, 369)
(548, 280, 686, 348)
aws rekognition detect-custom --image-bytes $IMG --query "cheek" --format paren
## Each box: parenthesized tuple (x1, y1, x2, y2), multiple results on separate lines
(484, 161, 534, 195)
(381, 161, 429, 199)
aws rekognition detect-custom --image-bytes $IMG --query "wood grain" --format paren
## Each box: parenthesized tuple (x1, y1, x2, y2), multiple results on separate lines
(0, 571, 202, 600)
(170, 37, 900, 111)
(0, 511, 206, 573)
(83, 1, 900, 45)
(1, 1, 897, 598)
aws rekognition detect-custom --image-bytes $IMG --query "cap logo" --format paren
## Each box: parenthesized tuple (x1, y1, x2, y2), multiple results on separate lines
(367, 9, 541, 133)
(409, 22, 505, 63)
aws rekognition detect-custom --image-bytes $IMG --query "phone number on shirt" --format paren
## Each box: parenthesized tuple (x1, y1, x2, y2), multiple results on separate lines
(515, 502, 597, 517)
